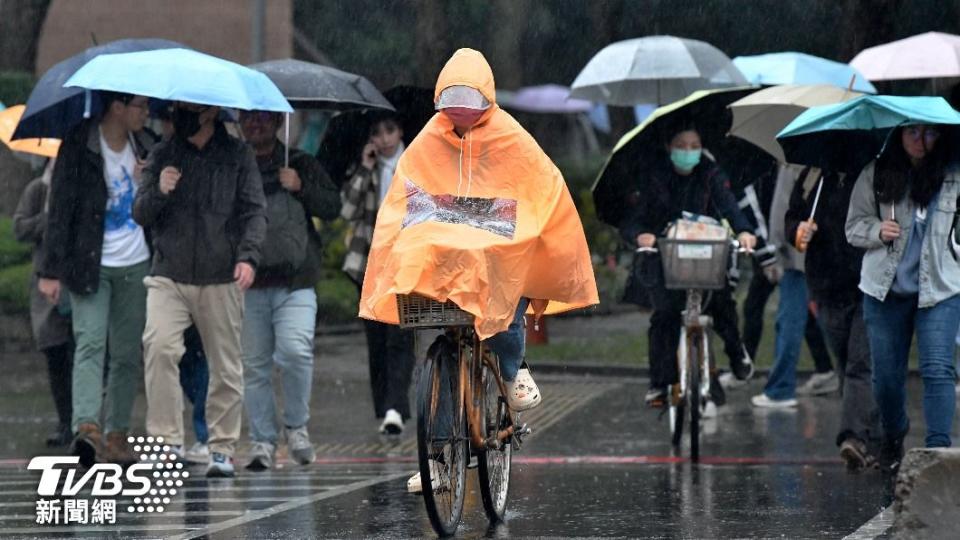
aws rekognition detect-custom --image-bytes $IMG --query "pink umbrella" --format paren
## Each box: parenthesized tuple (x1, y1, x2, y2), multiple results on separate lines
(499, 84, 593, 114)
(851, 31, 960, 80)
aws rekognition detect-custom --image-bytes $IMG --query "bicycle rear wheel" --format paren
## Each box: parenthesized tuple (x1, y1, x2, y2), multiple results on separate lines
(687, 331, 701, 462)
(477, 361, 512, 522)
(417, 335, 468, 537)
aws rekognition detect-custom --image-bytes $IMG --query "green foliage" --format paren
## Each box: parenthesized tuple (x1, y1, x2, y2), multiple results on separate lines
(0, 217, 31, 269)
(0, 263, 32, 314)
(0, 71, 34, 106)
(315, 269, 360, 326)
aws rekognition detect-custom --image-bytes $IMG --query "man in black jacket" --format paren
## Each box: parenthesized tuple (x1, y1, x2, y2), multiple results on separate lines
(237, 110, 341, 470)
(785, 167, 879, 470)
(134, 102, 266, 478)
(38, 92, 153, 467)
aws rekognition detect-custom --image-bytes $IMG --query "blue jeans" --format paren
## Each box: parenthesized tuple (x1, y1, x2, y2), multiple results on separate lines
(179, 325, 209, 444)
(763, 270, 810, 400)
(863, 293, 960, 448)
(483, 298, 529, 382)
(241, 287, 318, 445)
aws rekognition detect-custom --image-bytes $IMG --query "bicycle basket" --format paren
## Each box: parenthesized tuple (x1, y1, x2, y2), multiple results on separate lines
(658, 238, 731, 290)
(396, 293, 475, 328)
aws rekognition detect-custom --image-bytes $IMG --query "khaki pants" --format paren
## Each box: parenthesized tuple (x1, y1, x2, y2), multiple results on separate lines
(143, 276, 243, 456)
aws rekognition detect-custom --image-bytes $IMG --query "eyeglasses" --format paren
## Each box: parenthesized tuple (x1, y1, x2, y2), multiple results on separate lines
(904, 126, 940, 143)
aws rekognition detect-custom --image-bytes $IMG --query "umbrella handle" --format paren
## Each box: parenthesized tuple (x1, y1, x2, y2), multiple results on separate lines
(284, 113, 290, 168)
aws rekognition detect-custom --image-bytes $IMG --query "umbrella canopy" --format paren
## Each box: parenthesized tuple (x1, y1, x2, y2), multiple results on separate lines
(499, 84, 593, 113)
(591, 87, 757, 226)
(851, 32, 960, 81)
(12, 38, 184, 140)
(570, 35, 748, 106)
(64, 48, 292, 113)
(776, 95, 960, 172)
(733, 52, 876, 93)
(729, 84, 864, 162)
(317, 86, 434, 187)
(0, 105, 60, 158)
(248, 58, 394, 111)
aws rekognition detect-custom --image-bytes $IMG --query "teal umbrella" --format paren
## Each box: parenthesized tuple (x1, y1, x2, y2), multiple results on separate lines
(776, 95, 960, 172)
(733, 52, 876, 93)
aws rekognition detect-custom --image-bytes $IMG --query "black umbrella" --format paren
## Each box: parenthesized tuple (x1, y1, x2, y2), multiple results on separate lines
(317, 86, 434, 187)
(13, 38, 185, 140)
(249, 59, 394, 112)
(591, 87, 756, 227)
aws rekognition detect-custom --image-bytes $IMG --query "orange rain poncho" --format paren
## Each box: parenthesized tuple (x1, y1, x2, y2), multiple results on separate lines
(359, 49, 598, 339)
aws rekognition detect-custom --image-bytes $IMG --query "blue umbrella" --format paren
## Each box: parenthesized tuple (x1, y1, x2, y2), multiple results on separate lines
(64, 48, 292, 113)
(776, 95, 960, 172)
(12, 38, 185, 140)
(734, 52, 877, 93)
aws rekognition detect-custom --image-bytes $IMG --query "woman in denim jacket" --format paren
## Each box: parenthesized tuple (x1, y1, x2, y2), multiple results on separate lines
(846, 124, 960, 477)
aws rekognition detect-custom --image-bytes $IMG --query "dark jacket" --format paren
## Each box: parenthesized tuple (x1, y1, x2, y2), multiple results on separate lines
(252, 142, 341, 290)
(618, 157, 754, 246)
(785, 168, 864, 305)
(133, 123, 266, 285)
(38, 121, 156, 294)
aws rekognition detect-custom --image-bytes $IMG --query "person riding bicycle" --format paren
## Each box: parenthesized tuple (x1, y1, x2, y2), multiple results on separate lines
(356, 49, 598, 491)
(618, 122, 757, 408)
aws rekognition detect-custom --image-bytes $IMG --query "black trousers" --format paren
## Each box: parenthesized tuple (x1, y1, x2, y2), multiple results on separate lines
(647, 284, 744, 389)
(43, 341, 74, 429)
(362, 319, 416, 421)
(741, 267, 833, 372)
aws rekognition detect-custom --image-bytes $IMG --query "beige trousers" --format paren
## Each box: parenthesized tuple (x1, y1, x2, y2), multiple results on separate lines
(142, 276, 244, 456)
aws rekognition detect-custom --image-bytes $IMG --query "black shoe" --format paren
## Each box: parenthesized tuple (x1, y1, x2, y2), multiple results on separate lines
(730, 345, 755, 381)
(709, 373, 727, 407)
(46, 424, 72, 448)
(879, 433, 906, 477)
(645, 387, 668, 408)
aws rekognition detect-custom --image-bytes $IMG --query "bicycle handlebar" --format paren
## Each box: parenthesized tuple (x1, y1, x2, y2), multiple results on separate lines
(635, 239, 752, 255)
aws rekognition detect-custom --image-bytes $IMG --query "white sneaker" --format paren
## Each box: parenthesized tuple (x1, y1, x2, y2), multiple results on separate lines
(245, 441, 276, 471)
(507, 368, 541, 411)
(407, 459, 448, 493)
(286, 426, 316, 465)
(380, 409, 404, 435)
(718, 371, 748, 390)
(184, 442, 209, 465)
(796, 371, 840, 396)
(701, 400, 718, 419)
(751, 393, 798, 409)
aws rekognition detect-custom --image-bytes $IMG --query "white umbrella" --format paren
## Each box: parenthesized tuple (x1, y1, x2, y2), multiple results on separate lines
(728, 84, 863, 162)
(851, 32, 960, 80)
(570, 35, 748, 106)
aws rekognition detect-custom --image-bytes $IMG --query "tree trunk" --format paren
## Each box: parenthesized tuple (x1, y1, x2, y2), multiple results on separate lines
(0, 0, 52, 72)
(412, 0, 448, 88)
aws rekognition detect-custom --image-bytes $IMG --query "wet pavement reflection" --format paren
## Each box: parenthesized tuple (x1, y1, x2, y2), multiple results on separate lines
(0, 336, 944, 538)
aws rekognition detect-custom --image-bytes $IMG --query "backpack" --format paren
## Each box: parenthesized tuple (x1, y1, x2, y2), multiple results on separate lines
(259, 182, 308, 275)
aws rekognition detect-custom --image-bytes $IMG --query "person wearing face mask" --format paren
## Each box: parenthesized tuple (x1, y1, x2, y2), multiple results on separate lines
(618, 124, 758, 409)
(846, 124, 960, 480)
(341, 112, 417, 436)
(38, 92, 154, 466)
(356, 49, 598, 493)
(134, 101, 267, 478)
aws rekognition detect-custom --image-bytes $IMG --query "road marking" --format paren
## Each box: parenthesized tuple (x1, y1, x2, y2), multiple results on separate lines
(166, 472, 409, 540)
(843, 506, 894, 540)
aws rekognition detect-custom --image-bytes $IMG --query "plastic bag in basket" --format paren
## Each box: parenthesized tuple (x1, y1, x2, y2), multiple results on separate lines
(666, 213, 728, 241)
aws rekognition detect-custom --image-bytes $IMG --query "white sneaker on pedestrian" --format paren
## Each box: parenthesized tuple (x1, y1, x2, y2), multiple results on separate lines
(206, 452, 235, 478)
(718, 371, 748, 390)
(751, 393, 798, 409)
(507, 368, 541, 411)
(796, 371, 840, 396)
(380, 409, 404, 435)
(407, 459, 448, 493)
(245, 441, 275, 471)
(701, 400, 718, 419)
(184, 442, 209, 465)
(286, 426, 316, 465)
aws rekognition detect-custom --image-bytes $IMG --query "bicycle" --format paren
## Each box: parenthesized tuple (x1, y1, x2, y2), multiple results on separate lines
(638, 237, 746, 462)
(397, 293, 531, 537)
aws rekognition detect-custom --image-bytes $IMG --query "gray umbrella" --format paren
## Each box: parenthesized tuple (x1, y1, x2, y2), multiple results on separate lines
(570, 35, 748, 106)
(249, 58, 395, 112)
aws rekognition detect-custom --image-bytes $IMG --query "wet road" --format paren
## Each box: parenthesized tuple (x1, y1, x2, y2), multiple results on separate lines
(0, 326, 942, 539)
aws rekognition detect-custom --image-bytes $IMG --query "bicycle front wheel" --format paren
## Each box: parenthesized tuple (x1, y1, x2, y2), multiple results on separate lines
(477, 361, 512, 522)
(417, 335, 468, 537)
(687, 331, 702, 463)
